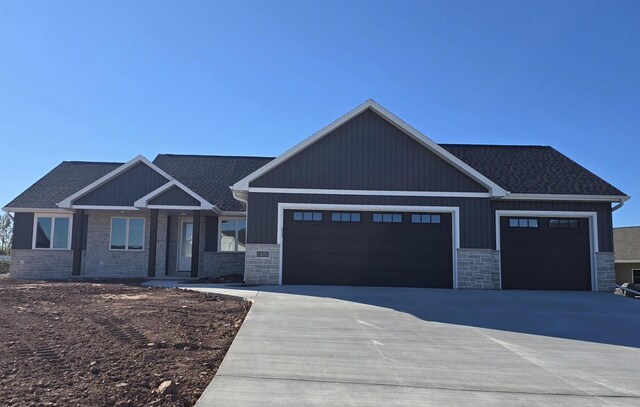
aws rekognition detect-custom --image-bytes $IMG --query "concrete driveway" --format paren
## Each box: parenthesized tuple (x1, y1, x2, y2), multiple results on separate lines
(147, 283, 640, 406)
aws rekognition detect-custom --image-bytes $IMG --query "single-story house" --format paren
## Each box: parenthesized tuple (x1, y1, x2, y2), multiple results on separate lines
(613, 226, 640, 285)
(3, 100, 630, 291)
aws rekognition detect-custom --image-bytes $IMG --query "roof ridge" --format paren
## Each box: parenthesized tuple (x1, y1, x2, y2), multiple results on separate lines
(64, 160, 124, 165)
(155, 154, 275, 159)
(440, 143, 551, 148)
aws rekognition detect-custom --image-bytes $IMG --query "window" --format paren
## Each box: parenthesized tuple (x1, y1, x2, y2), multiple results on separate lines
(110, 217, 144, 250)
(292, 211, 322, 222)
(411, 214, 441, 224)
(549, 219, 579, 229)
(33, 215, 72, 249)
(633, 270, 640, 285)
(508, 218, 538, 228)
(373, 213, 402, 223)
(220, 218, 246, 252)
(331, 212, 361, 222)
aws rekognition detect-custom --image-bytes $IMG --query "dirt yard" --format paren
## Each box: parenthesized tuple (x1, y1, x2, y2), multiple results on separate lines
(0, 278, 251, 406)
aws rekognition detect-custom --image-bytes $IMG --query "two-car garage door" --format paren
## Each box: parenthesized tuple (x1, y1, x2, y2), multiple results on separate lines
(282, 210, 453, 288)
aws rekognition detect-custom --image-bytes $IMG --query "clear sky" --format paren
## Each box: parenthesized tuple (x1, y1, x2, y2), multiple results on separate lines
(1, 0, 638, 225)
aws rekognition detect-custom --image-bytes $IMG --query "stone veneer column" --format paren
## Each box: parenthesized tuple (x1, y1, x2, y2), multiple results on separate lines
(244, 244, 280, 284)
(595, 252, 616, 292)
(457, 248, 500, 289)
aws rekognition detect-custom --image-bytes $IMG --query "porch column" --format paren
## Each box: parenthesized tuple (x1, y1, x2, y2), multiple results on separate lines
(71, 209, 84, 276)
(148, 209, 158, 277)
(191, 210, 201, 278)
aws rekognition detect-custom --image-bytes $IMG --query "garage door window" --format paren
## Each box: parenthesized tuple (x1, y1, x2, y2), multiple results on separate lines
(549, 219, 579, 229)
(373, 213, 402, 223)
(293, 211, 322, 222)
(331, 212, 361, 222)
(508, 218, 538, 228)
(411, 214, 441, 224)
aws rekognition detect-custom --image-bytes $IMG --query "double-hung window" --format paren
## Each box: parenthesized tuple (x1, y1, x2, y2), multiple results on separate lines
(33, 214, 72, 249)
(220, 218, 246, 252)
(110, 217, 145, 250)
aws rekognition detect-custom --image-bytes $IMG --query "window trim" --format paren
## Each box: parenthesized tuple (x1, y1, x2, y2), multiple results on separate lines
(32, 213, 73, 250)
(633, 269, 640, 285)
(218, 217, 247, 252)
(109, 217, 145, 251)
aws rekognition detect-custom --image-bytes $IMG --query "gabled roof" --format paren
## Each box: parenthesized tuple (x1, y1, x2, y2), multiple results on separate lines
(441, 144, 627, 197)
(3, 161, 123, 210)
(231, 99, 509, 197)
(614, 227, 640, 262)
(153, 154, 274, 212)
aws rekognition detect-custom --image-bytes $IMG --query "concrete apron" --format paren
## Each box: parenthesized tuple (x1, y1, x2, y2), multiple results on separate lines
(143, 282, 640, 407)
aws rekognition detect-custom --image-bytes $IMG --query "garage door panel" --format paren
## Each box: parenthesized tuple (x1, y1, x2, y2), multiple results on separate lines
(283, 210, 453, 288)
(500, 217, 591, 291)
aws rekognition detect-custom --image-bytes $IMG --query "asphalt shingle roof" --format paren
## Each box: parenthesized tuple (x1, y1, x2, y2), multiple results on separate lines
(153, 154, 274, 212)
(440, 144, 626, 196)
(4, 161, 123, 209)
(614, 227, 640, 262)
(5, 145, 626, 211)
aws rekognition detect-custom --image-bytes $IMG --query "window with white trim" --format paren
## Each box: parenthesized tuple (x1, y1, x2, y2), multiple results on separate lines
(110, 217, 145, 250)
(220, 218, 246, 252)
(33, 215, 72, 249)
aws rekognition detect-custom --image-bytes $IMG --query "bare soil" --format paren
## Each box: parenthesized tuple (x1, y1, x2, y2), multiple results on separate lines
(0, 279, 250, 406)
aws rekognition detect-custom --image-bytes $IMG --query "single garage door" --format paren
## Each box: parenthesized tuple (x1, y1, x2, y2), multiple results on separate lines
(282, 210, 453, 287)
(500, 217, 592, 290)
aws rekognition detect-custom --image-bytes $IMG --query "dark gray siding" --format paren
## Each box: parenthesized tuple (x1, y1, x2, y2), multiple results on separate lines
(251, 109, 487, 193)
(247, 192, 494, 249)
(148, 186, 200, 206)
(75, 163, 168, 206)
(205, 216, 219, 252)
(12, 213, 34, 249)
(247, 193, 614, 252)
(493, 200, 614, 252)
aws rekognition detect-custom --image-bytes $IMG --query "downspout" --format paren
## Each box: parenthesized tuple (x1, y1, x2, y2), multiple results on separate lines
(612, 196, 630, 212)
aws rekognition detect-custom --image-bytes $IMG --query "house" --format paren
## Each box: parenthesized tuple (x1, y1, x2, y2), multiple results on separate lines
(3, 100, 629, 291)
(613, 227, 640, 285)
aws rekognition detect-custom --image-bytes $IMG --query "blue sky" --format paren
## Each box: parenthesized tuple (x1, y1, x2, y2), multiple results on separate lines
(1, 0, 638, 225)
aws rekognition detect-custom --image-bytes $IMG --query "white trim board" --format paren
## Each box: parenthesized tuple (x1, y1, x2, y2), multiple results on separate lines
(503, 193, 629, 203)
(3, 207, 75, 214)
(233, 100, 508, 197)
(249, 187, 490, 198)
(276, 203, 461, 288)
(495, 210, 599, 291)
(134, 180, 216, 211)
(57, 155, 172, 208)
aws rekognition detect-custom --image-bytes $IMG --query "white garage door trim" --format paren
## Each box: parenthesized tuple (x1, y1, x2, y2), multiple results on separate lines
(495, 210, 599, 291)
(277, 203, 461, 287)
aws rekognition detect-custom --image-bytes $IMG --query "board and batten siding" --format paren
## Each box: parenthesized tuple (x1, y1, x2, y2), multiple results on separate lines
(493, 200, 614, 252)
(148, 186, 200, 206)
(74, 162, 168, 206)
(246, 192, 494, 249)
(247, 193, 615, 252)
(251, 109, 488, 193)
(11, 212, 34, 249)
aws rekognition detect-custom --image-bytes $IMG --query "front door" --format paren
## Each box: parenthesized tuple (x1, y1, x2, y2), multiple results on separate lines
(178, 218, 193, 272)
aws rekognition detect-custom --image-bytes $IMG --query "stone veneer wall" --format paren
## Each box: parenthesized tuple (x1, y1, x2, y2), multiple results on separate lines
(457, 248, 500, 289)
(595, 252, 616, 292)
(244, 244, 280, 284)
(9, 249, 73, 280)
(202, 252, 245, 278)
